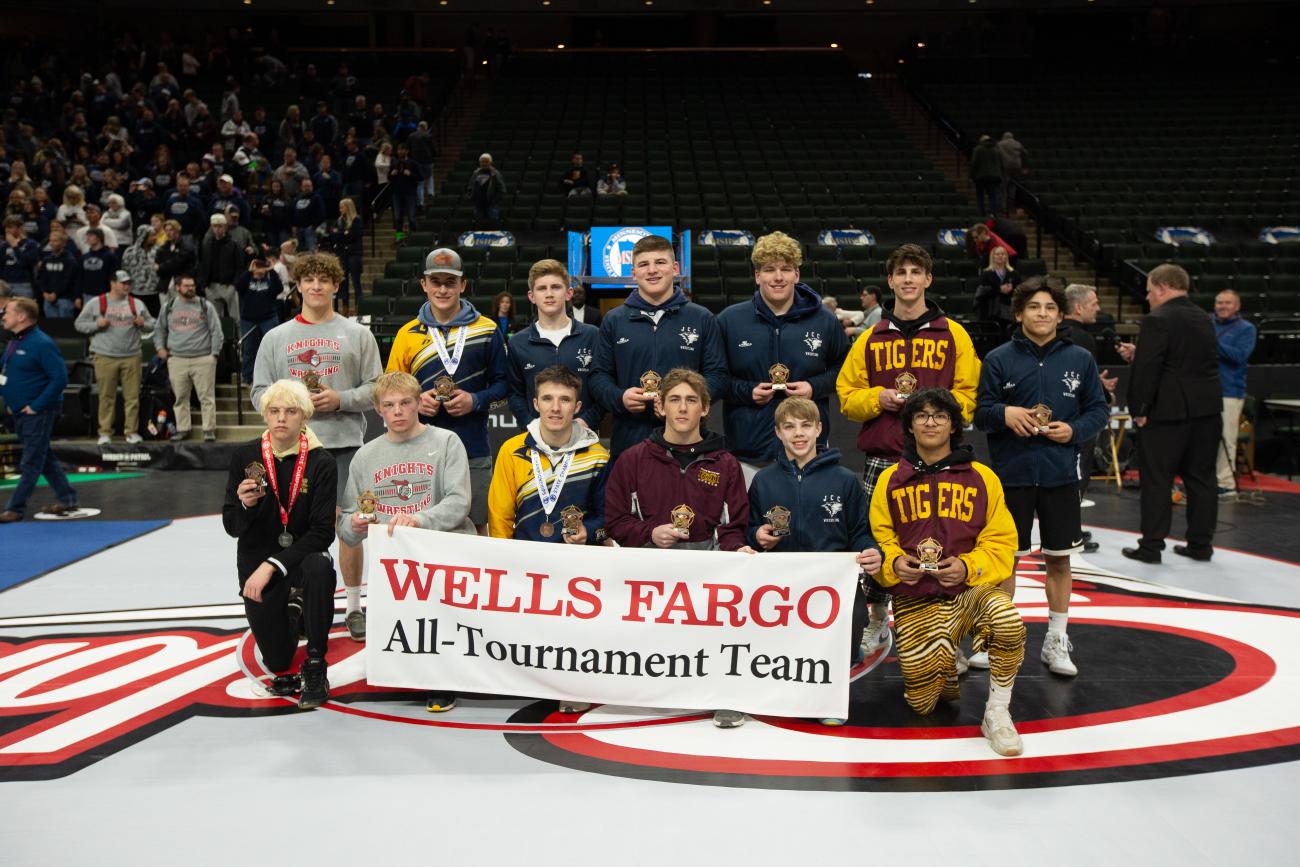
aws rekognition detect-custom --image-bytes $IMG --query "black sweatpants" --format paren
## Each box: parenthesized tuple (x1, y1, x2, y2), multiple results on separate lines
(242, 552, 336, 673)
(1136, 415, 1219, 553)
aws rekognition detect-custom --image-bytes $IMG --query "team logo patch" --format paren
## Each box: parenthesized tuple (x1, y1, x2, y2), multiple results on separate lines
(696, 469, 720, 487)
(803, 331, 823, 353)
(1062, 370, 1082, 394)
(821, 494, 843, 518)
(575, 349, 593, 369)
(679, 327, 699, 347)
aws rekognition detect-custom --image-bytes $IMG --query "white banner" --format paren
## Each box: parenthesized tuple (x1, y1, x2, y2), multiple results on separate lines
(365, 529, 859, 719)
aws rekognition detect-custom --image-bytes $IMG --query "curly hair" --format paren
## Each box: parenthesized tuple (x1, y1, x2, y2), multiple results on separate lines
(292, 251, 344, 285)
(751, 231, 803, 270)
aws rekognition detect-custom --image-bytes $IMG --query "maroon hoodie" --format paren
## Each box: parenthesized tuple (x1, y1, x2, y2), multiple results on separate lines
(605, 430, 749, 550)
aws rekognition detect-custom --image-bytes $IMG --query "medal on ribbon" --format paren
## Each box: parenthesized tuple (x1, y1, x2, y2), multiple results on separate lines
(531, 447, 575, 541)
(260, 431, 309, 549)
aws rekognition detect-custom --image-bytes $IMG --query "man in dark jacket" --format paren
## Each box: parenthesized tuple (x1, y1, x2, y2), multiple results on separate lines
(1117, 263, 1222, 563)
(163, 174, 206, 240)
(35, 229, 81, 318)
(717, 231, 848, 475)
(198, 213, 244, 321)
(291, 178, 326, 252)
(467, 153, 505, 226)
(969, 135, 1004, 216)
(388, 143, 420, 242)
(975, 280, 1108, 677)
(589, 234, 728, 458)
(0, 298, 80, 522)
(154, 219, 196, 302)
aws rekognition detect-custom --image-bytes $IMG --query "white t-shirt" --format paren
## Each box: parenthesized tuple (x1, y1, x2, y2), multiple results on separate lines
(536, 324, 567, 347)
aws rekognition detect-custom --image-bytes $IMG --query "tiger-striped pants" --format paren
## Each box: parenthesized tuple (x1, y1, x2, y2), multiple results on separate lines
(893, 584, 1025, 715)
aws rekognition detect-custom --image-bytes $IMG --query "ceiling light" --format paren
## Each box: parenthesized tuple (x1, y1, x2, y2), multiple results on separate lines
(556, 43, 566, 49)
(916, 41, 926, 48)
(830, 43, 840, 49)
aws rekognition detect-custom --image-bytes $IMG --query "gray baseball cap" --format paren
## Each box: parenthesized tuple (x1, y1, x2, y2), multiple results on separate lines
(113, 269, 133, 283)
(424, 248, 463, 277)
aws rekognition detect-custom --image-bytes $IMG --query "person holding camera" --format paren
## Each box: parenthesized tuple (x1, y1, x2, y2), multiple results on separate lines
(235, 255, 284, 385)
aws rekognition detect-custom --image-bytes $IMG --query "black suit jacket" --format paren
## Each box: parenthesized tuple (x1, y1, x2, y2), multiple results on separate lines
(1127, 295, 1222, 421)
(572, 304, 602, 328)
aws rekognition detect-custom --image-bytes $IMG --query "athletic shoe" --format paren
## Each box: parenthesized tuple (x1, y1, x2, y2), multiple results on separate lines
(345, 608, 366, 642)
(0, 510, 22, 524)
(954, 647, 970, 676)
(713, 709, 745, 728)
(172, 429, 189, 441)
(940, 674, 961, 703)
(286, 588, 304, 639)
(426, 693, 457, 713)
(125, 433, 143, 444)
(1218, 487, 1236, 502)
(558, 700, 591, 714)
(297, 658, 329, 710)
(203, 430, 217, 442)
(267, 673, 301, 696)
(967, 650, 990, 670)
(819, 717, 847, 727)
(1083, 540, 1101, 553)
(860, 618, 890, 658)
(1173, 544, 1213, 562)
(97, 435, 111, 445)
(981, 704, 1023, 756)
(1040, 631, 1078, 676)
(1079, 498, 1095, 508)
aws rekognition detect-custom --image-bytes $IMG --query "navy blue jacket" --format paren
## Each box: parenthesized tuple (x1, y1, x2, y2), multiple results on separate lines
(506, 319, 603, 430)
(716, 283, 849, 462)
(2, 238, 41, 286)
(1215, 315, 1256, 399)
(1, 325, 67, 413)
(235, 270, 283, 323)
(35, 244, 81, 301)
(163, 191, 206, 237)
(746, 448, 878, 555)
(975, 330, 1109, 488)
(588, 288, 728, 456)
(292, 193, 326, 229)
(76, 248, 119, 299)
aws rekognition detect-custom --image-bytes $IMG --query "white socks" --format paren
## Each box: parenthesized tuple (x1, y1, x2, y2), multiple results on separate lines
(1047, 610, 1069, 637)
(345, 586, 361, 613)
(869, 602, 889, 624)
(987, 683, 1013, 709)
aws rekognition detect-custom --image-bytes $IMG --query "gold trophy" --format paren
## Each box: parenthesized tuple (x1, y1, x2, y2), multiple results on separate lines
(640, 370, 662, 397)
(670, 503, 696, 537)
(916, 537, 944, 571)
(434, 375, 457, 402)
(764, 505, 792, 538)
(768, 363, 790, 392)
(357, 490, 380, 523)
(244, 462, 267, 491)
(894, 371, 918, 398)
(302, 371, 323, 394)
(1030, 403, 1053, 433)
(560, 504, 585, 537)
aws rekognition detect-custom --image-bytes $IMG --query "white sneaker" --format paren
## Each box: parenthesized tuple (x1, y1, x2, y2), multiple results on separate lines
(981, 704, 1023, 756)
(860, 618, 890, 657)
(1080, 498, 1096, 508)
(967, 650, 990, 670)
(97, 435, 111, 445)
(1041, 631, 1078, 677)
(954, 647, 969, 676)
(124, 433, 143, 444)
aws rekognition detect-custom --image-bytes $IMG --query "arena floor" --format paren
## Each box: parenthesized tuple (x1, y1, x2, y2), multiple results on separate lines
(1, 471, 1297, 865)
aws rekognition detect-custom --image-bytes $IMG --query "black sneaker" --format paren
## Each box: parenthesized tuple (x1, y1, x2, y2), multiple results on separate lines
(298, 657, 330, 710)
(425, 693, 458, 713)
(268, 673, 301, 696)
(286, 588, 305, 639)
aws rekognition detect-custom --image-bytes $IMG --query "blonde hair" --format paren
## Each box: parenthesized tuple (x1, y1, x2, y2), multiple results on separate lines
(751, 231, 802, 269)
(339, 197, 358, 229)
(372, 371, 421, 409)
(63, 185, 85, 206)
(527, 258, 570, 291)
(774, 396, 819, 427)
(260, 378, 315, 419)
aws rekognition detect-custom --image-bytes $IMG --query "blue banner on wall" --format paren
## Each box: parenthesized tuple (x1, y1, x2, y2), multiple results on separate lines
(1155, 226, 1215, 247)
(457, 230, 516, 247)
(937, 228, 968, 247)
(818, 228, 876, 247)
(698, 229, 755, 247)
(589, 225, 673, 289)
(1260, 226, 1300, 245)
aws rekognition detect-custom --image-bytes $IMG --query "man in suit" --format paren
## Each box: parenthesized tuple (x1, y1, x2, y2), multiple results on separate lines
(1117, 264, 1221, 563)
(570, 283, 601, 328)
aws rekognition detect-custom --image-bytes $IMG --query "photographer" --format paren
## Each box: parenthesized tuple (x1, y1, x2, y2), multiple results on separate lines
(235, 254, 284, 385)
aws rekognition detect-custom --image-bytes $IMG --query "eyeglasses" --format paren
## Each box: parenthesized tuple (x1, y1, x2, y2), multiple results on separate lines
(914, 411, 952, 426)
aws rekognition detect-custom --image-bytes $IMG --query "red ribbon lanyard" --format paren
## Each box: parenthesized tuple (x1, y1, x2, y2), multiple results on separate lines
(261, 431, 309, 532)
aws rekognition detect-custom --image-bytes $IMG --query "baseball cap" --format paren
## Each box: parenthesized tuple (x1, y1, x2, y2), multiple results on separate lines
(135, 177, 153, 187)
(210, 213, 227, 226)
(424, 248, 463, 277)
(218, 173, 234, 184)
(113, 270, 133, 283)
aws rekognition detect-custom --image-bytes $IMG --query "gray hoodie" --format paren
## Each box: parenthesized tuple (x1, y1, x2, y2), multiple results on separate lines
(75, 291, 157, 357)
(337, 424, 477, 546)
(154, 294, 224, 357)
(250, 312, 382, 448)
